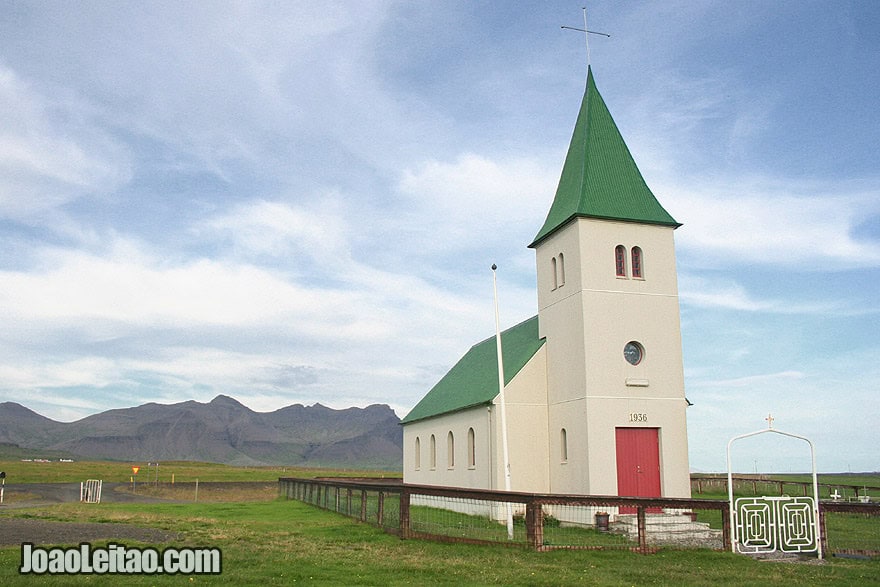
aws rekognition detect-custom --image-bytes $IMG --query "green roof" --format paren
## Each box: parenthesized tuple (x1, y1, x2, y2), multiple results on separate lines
(401, 316, 544, 424)
(530, 67, 679, 247)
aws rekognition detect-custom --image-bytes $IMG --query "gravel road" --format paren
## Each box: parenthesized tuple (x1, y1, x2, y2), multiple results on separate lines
(0, 482, 180, 546)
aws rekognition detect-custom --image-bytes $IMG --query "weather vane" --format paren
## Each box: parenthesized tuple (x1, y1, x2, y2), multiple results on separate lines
(561, 7, 610, 68)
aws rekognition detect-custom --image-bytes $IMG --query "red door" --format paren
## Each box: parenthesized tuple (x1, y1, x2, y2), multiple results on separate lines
(615, 428, 661, 513)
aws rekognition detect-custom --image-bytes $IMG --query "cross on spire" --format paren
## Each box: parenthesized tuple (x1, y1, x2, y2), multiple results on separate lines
(561, 8, 610, 69)
(765, 414, 775, 429)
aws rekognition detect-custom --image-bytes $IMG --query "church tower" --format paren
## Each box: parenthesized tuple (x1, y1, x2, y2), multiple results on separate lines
(530, 67, 691, 499)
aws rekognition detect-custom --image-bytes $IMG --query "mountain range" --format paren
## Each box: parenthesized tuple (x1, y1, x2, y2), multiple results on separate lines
(0, 395, 402, 469)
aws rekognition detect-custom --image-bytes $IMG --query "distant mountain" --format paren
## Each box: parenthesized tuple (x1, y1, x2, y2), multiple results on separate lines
(0, 396, 402, 469)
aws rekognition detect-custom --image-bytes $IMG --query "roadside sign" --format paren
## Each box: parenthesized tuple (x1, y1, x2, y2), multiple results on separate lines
(132, 466, 140, 475)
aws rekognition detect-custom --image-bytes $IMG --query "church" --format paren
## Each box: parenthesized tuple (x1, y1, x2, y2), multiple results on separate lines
(401, 67, 691, 502)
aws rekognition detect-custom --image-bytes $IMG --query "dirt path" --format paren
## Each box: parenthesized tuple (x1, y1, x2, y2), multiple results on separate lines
(0, 482, 183, 546)
(1, 482, 170, 508)
(0, 518, 179, 546)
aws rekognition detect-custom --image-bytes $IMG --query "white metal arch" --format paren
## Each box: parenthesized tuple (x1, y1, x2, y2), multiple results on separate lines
(726, 426, 822, 559)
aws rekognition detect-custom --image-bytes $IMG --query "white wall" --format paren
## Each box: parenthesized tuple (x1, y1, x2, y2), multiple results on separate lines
(537, 217, 691, 498)
(402, 347, 550, 493)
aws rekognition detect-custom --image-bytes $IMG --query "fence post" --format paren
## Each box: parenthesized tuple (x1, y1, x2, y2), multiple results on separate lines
(721, 505, 732, 551)
(525, 500, 544, 550)
(399, 488, 411, 539)
(818, 506, 828, 556)
(360, 489, 368, 522)
(377, 491, 385, 527)
(637, 506, 647, 553)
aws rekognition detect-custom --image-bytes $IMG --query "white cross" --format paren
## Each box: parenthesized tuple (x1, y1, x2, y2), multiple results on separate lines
(765, 414, 774, 428)
(561, 9, 611, 68)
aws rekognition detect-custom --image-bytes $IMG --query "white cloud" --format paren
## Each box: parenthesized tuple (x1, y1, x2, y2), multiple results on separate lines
(396, 153, 558, 256)
(197, 197, 353, 264)
(665, 177, 880, 270)
(679, 274, 844, 314)
(400, 153, 555, 218)
(698, 370, 806, 389)
(0, 221, 507, 419)
(0, 64, 132, 218)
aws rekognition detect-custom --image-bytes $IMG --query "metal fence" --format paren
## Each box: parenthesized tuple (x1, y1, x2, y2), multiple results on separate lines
(281, 477, 880, 556)
(80, 479, 102, 503)
(280, 477, 731, 553)
(820, 501, 880, 557)
(692, 475, 880, 501)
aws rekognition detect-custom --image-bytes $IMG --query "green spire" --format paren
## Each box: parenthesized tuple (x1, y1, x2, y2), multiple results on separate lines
(530, 67, 679, 248)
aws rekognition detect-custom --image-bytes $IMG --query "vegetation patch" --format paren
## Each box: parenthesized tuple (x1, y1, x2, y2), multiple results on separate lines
(0, 499, 877, 586)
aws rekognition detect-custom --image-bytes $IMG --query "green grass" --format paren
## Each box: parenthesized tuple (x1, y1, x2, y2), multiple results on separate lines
(0, 458, 400, 484)
(1, 499, 878, 586)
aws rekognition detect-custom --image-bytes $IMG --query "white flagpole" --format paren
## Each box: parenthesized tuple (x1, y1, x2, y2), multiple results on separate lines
(491, 264, 514, 539)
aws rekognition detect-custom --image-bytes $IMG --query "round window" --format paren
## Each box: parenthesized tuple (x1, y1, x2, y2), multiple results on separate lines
(623, 341, 644, 366)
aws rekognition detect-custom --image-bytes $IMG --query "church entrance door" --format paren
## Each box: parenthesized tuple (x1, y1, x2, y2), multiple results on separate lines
(615, 427, 661, 514)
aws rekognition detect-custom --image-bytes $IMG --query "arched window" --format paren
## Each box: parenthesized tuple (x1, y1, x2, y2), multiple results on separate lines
(631, 247, 643, 279)
(447, 431, 455, 468)
(615, 245, 627, 277)
(467, 427, 476, 468)
(430, 434, 436, 470)
(414, 437, 421, 470)
(551, 257, 558, 290)
(558, 253, 565, 286)
(560, 428, 568, 463)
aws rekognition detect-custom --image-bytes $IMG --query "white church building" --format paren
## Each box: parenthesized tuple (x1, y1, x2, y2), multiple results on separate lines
(401, 67, 691, 502)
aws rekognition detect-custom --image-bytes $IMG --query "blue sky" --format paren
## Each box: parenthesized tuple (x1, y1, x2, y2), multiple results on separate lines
(1, 1, 877, 473)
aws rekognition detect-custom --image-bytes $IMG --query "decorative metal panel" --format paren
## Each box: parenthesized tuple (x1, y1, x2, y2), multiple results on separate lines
(734, 496, 817, 554)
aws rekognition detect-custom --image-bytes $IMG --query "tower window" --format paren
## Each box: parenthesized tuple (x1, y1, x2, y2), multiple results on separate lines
(615, 245, 627, 277)
(430, 434, 436, 470)
(560, 428, 568, 463)
(467, 427, 475, 468)
(414, 437, 421, 470)
(551, 254, 566, 290)
(558, 253, 565, 286)
(631, 247, 643, 279)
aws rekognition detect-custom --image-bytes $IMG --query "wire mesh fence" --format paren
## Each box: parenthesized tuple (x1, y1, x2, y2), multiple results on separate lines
(279, 477, 879, 556)
(692, 475, 880, 502)
(280, 478, 731, 552)
(821, 503, 880, 557)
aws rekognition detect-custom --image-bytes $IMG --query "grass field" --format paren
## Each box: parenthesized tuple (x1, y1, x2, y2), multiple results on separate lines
(1, 463, 877, 585)
(0, 458, 399, 484)
(1, 496, 879, 586)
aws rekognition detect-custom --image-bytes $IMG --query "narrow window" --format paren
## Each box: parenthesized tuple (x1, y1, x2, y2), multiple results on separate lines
(430, 434, 436, 470)
(560, 428, 568, 463)
(447, 431, 455, 468)
(558, 252, 565, 286)
(414, 437, 421, 470)
(631, 247, 643, 278)
(467, 427, 476, 468)
(551, 257, 558, 290)
(615, 245, 627, 277)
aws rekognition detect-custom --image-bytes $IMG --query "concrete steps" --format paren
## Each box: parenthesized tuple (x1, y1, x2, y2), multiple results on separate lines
(611, 513, 723, 548)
